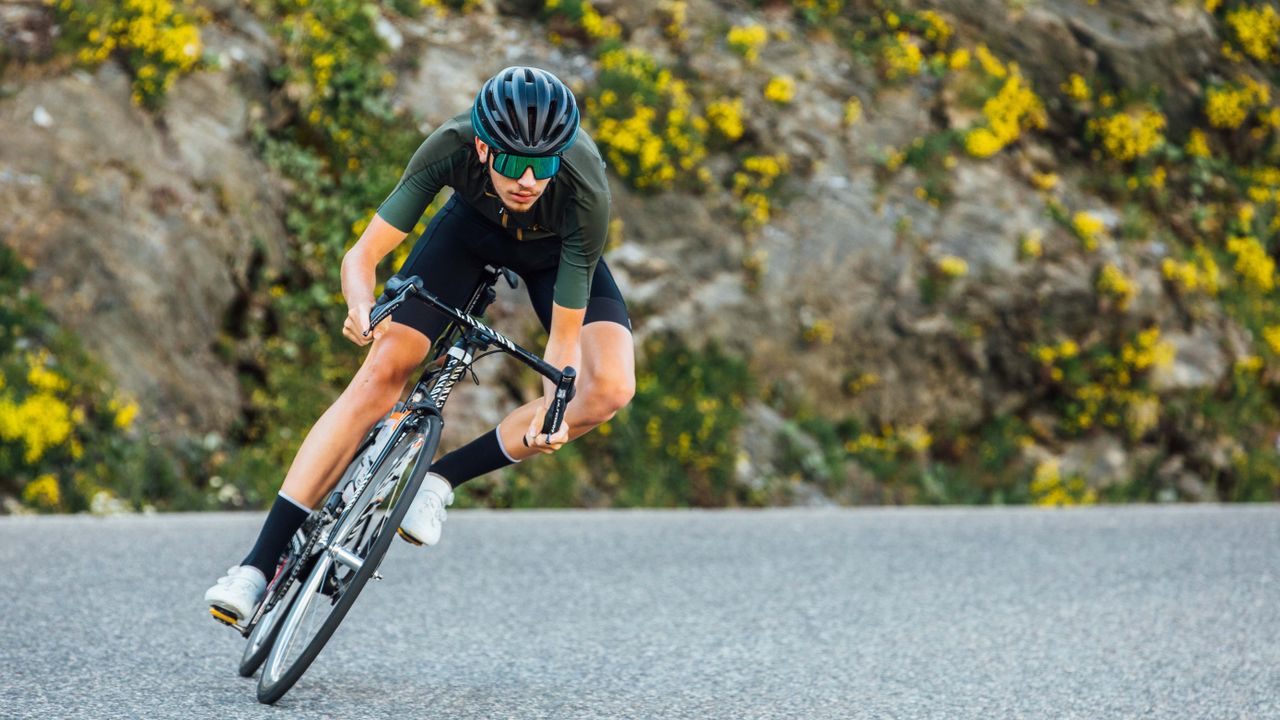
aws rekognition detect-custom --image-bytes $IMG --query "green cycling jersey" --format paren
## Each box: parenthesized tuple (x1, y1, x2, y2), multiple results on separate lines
(376, 112, 612, 310)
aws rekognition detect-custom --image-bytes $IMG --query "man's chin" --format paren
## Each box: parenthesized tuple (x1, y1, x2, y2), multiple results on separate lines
(503, 196, 537, 212)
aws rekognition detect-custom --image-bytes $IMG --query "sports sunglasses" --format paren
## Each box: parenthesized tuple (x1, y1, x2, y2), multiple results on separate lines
(490, 151, 562, 180)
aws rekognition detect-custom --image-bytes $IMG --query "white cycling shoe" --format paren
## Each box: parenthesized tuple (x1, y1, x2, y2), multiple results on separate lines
(397, 473, 454, 546)
(204, 565, 267, 626)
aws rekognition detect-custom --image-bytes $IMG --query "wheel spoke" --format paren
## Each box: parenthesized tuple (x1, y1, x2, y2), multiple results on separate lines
(256, 421, 440, 704)
(262, 553, 333, 685)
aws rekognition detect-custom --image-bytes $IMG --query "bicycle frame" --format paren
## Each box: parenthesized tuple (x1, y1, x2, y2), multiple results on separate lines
(236, 266, 574, 639)
(369, 268, 577, 435)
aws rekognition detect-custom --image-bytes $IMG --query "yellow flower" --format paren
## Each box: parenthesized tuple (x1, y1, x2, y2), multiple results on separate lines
(1030, 172, 1059, 190)
(883, 147, 905, 172)
(1088, 106, 1166, 161)
(964, 67, 1046, 158)
(1031, 458, 1096, 506)
(1062, 73, 1090, 102)
(741, 154, 789, 188)
(1035, 344, 1058, 365)
(114, 400, 140, 429)
(948, 48, 970, 70)
(1097, 263, 1137, 309)
(974, 43, 1006, 78)
(1030, 459, 1060, 495)
(1020, 230, 1044, 259)
(23, 474, 62, 511)
(965, 128, 1003, 158)
(802, 318, 835, 345)
(1205, 77, 1269, 129)
(580, 3, 621, 40)
(726, 24, 768, 63)
(0, 392, 74, 463)
(661, 0, 686, 40)
(1225, 4, 1280, 63)
(1263, 326, 1280, 355)
(1162, 246, 1221, 296)
(1238, 202, 1256, 228)
(1226, 235, 1275, 291)
(705, 98, 745, 141)
(920, 10, 951, 47)
(1185, 128, 1211, 158)
(883, 32, 923, 80)
(763, 75, 795, 104)
(1236, 355, 1264, 373)
(938, 255, 969, 278)
(843, 97, 863, 127)
(1072, 211, 1105, 250)
(27, 354, 69, 393)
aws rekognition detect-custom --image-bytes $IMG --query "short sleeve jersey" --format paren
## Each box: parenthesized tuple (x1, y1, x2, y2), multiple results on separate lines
(376, 112, 612, 310)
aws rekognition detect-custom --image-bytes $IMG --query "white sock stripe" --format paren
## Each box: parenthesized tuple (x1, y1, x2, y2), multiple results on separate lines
(278, 490, 312, 513)
(495, 427, 522, 464)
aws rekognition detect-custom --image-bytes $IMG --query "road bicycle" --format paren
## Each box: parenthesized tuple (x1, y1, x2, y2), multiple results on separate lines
(211, 266, 577, 704)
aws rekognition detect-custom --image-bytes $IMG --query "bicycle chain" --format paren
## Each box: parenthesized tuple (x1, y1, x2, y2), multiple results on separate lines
(250, 416, 419, 624)
(257, 512, 327, 619)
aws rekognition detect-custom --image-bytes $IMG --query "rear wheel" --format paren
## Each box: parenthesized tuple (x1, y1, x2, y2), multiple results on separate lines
(256, 414, 442, 704)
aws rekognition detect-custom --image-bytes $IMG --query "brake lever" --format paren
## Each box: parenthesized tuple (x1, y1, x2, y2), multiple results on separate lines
(540, 366, 577, 435)
(365, 276, 422, 337)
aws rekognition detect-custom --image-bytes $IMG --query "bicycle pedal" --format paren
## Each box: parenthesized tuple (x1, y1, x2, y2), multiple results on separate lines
(396, 527, 423, 546)
(209, 606, 241, 628)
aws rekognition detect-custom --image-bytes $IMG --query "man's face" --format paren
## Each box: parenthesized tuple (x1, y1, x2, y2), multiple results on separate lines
(476, 139, 553, 213)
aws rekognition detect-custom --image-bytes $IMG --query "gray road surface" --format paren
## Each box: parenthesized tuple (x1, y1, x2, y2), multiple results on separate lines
(1, 506, 1277, 719)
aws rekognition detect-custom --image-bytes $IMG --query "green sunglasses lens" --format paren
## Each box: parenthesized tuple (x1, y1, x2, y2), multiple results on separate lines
(492, 152, 561, 180)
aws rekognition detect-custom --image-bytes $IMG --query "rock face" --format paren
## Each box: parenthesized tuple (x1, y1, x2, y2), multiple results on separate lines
(0, 2, 59, 66)
(923, 0, 1218, 130)
(0, 0, 1254, 499)
(0, 25, 287, 433)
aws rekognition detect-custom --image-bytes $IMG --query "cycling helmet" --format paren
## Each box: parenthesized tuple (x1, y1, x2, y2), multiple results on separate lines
(471, 66, 580, 157)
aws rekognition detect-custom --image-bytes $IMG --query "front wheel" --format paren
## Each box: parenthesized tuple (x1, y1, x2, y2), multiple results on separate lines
(237, 528, 315, 678)
(256, 414, 442, 704)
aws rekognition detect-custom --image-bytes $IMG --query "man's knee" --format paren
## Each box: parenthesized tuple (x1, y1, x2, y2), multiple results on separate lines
(578, 373, 635, 426)
(352, 326, 430, 398)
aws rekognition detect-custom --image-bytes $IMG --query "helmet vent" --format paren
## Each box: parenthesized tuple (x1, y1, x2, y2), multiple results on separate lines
(473, 65, 580, 156)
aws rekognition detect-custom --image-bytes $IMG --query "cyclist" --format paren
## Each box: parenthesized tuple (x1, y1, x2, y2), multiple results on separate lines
(204, 66, 635, 623)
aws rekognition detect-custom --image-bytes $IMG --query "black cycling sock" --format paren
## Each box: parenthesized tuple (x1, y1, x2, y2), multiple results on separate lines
(430, 427, 517, 488)
(241, 492, 311, 580)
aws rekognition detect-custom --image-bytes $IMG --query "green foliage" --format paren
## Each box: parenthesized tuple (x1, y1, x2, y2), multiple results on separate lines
(222, 0, 432, 500)
(585, 48, 709, 190)
(481, 337, 754, 507)
(748, 0, 846, 28)
(48, 0, 205, 108)
(0, 246, 216, 512)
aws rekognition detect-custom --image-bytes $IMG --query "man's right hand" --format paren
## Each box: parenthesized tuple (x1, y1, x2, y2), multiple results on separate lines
(343, 300, 382, 346)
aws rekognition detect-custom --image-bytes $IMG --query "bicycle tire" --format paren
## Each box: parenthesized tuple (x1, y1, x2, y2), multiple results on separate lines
(238, 443, 371, 679)
(256, 414, 443, 704)
(237, 568, 301, 677)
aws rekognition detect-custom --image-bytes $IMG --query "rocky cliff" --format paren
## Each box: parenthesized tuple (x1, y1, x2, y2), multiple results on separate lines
(2, 0, 1278, 510)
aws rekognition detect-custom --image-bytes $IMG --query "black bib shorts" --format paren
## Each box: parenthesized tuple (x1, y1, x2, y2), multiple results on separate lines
(389, 194, 631, 342)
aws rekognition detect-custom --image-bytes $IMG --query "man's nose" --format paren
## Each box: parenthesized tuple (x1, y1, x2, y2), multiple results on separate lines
(518, 168, 537, 186)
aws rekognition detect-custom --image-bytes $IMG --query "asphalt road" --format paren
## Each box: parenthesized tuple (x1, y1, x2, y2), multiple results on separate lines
(1, 506, 1277, 719)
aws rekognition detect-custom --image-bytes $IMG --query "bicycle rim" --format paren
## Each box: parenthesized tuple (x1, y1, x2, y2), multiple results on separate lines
(256, 416, 442, 704)
(238, 564, 303, 678)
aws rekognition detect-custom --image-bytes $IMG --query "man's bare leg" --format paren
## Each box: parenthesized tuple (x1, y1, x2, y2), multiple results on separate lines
(281, 323, 433, 507)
